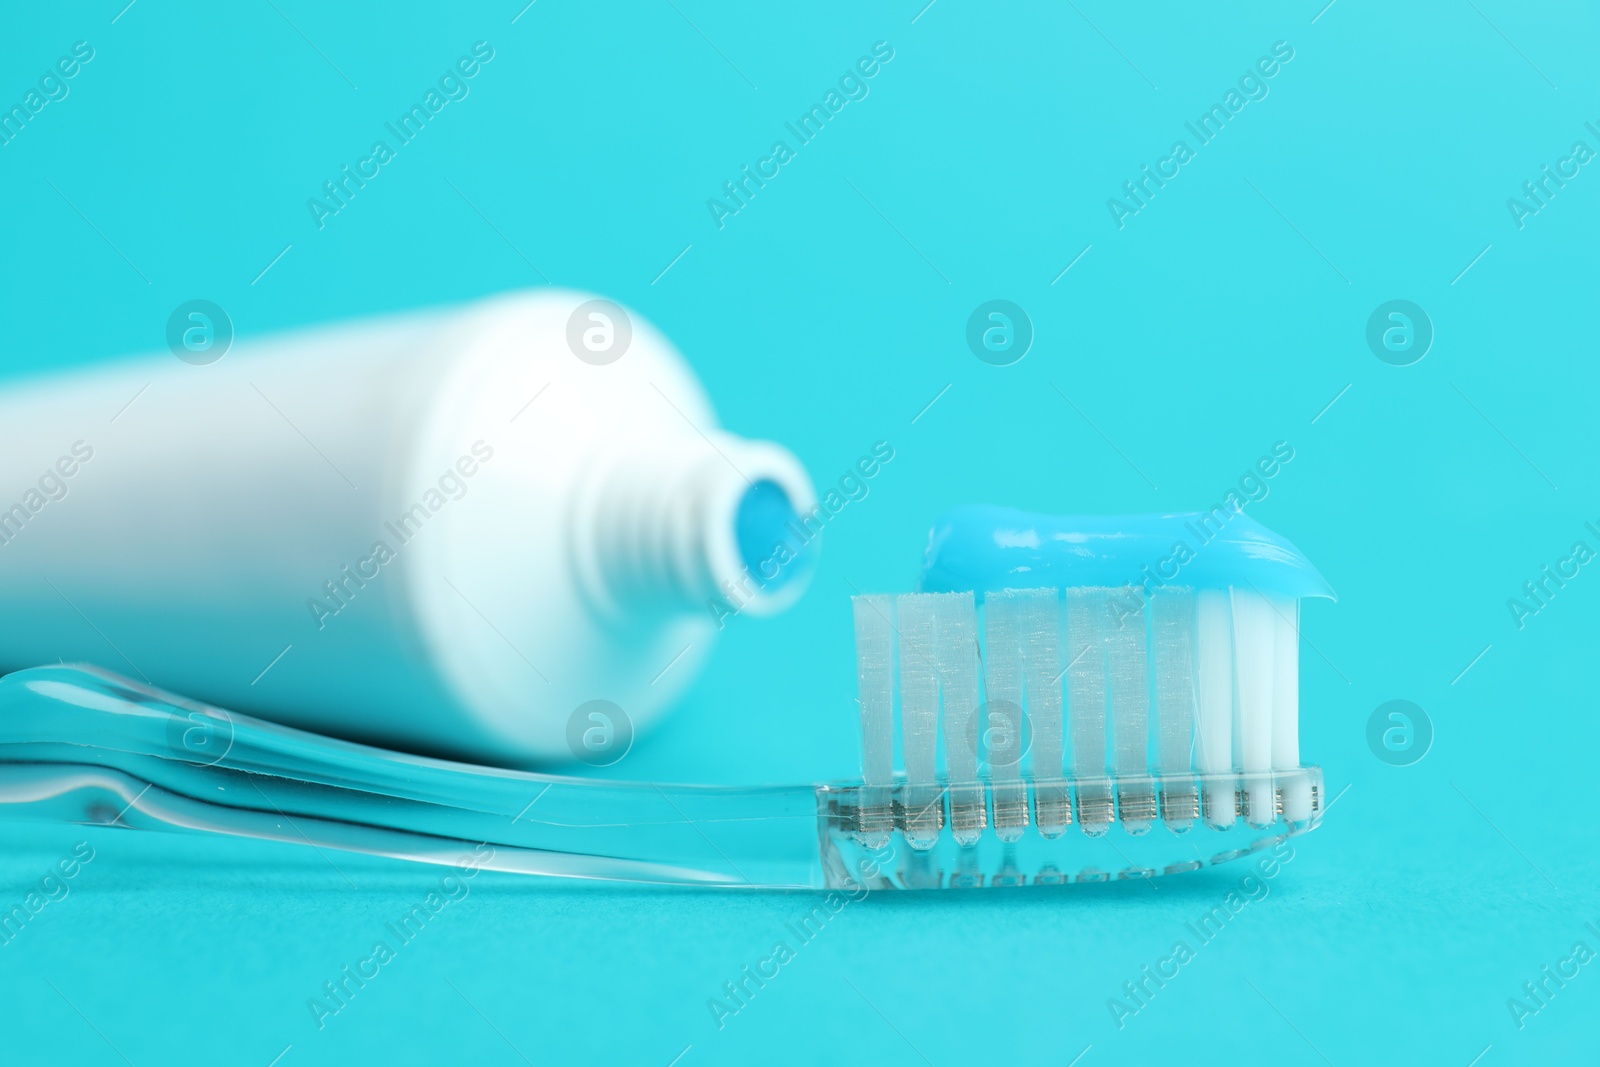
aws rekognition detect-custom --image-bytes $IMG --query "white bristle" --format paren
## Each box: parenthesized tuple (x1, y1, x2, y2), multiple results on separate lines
(894, 592, 981, 848)
(1230, 589, 1277, 828)
(979, 588, 1068, 838)
(932, 594, 983, 847)
(1065, 590, 1113, 833)
(894, 593, 946, 849)
(851, 595, 896, 844)
(1105, 590, 1153, 834)
(1195, 589, 1235, 829)
(980, 590, 1037, 841)
(1272, 597, 1308, 822)
(1151, 589, 1199, 830)
(850, 579, 1313, 850)
(1017, 590, 1068, 836)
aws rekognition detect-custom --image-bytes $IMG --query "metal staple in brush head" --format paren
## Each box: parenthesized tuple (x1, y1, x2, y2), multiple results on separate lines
(1159, 781, 1201, 827)
(1117, 787, 1159, 825)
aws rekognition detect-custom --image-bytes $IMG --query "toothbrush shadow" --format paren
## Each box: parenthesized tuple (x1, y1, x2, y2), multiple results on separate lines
(844, 865, 1301, 909)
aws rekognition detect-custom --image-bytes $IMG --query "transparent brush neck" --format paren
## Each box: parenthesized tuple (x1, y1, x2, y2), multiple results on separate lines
(0, 666, 827, 889)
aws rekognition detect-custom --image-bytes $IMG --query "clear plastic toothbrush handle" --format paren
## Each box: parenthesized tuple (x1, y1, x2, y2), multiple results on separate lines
(0, 666, 829, 889)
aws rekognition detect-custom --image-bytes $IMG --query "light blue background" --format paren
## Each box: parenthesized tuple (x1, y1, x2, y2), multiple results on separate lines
(2, 1, 1598, 1063)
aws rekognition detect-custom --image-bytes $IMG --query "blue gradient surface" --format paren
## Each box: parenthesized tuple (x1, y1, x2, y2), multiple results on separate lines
(2, 1, 1598, 1064)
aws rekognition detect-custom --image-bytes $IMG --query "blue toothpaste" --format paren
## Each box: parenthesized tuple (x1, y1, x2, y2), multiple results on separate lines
(918, 504, 1335, 602)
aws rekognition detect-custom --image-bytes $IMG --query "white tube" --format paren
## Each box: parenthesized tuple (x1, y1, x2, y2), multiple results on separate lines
(0, 290, 818, 764)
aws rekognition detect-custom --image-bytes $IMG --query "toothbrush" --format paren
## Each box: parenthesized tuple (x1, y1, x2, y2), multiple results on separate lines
(0, 506, 1332, 890)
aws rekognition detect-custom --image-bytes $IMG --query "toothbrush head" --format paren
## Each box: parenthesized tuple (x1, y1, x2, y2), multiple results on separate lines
(825, 507, 1332, 889)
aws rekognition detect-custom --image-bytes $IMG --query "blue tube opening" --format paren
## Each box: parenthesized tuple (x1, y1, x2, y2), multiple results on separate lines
(734, 480, 815, 593)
